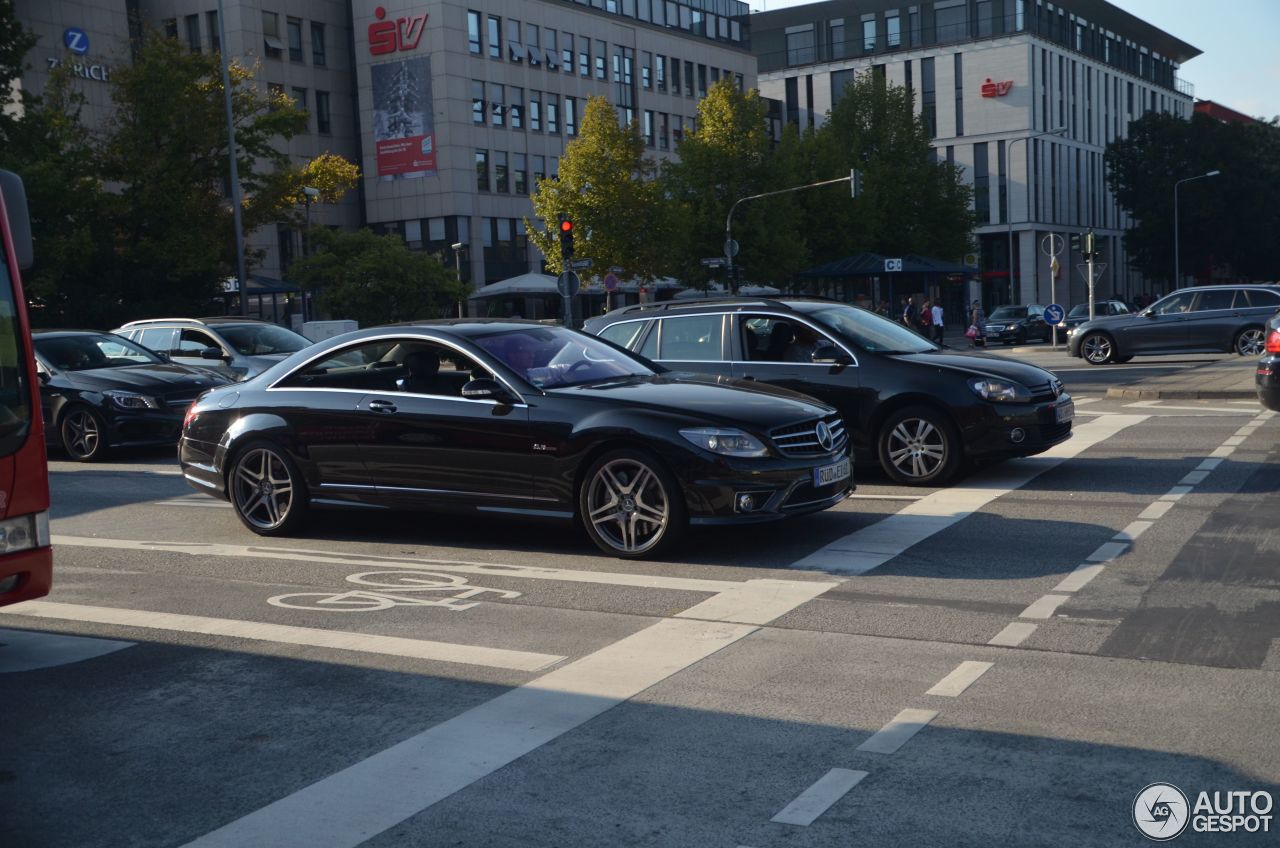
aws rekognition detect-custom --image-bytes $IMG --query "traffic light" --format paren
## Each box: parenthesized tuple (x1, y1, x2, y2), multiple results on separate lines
(1070, 232, 1082, 253)
(1084, 230, 1096, 258)
(559, 216, 574, 262)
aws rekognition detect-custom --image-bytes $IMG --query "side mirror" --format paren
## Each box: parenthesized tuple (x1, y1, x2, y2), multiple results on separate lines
(201, 347, 229, 361)
(811, 343, 853, 366)
(461, 378, 515, 404)
(1144, 310, 1158, 319)
(156, 351, 171, 363)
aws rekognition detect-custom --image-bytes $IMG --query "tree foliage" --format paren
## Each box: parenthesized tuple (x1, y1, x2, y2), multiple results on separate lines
(290, 227, 466, 327)
(1105, 112, 1280, 283)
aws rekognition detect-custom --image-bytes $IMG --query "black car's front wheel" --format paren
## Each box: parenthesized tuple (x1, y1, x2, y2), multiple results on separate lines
(877, 406, 961, 486)
(579, 449, 686, 559)
(60, 405, 109, 461)
(1080, 332, 1116, 365)
(229, 441, 308, 535)
(1235, 327, 1266, 357)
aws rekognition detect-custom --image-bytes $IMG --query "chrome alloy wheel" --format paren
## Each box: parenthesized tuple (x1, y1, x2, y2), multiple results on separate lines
(62, 409, 102, 460)
(1081, 333, 1114, 365)
(886, 417, 946, 480)
(1236, 328, 1266, 356)
(585, 457, 670, 555)
(232, 448, 296, 531)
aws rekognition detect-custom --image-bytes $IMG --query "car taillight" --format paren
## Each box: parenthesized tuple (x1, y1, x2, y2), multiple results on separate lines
(1266, 329, 1280, 354)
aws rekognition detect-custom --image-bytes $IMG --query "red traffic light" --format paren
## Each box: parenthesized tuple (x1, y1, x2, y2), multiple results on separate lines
(560, 218, 573, 233)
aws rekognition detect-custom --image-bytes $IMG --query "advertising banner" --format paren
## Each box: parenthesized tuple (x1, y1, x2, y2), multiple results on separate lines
(372, 56, 435, 178)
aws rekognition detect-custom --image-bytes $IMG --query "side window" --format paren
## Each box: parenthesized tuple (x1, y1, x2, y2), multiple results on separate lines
(1151, 292, 1195, 315)
(1193, 289, 1235, 311)
(656, 315, 723, 361)
(1245, 289, 1280, 308)
(397, 341, 488, 398)
(638, 323, 658, 359)
(137, 328, 176, 353)
(278, 339, 400, 389)
(598, 321, 649, 350)
(177, 329, 221, 354)
(738, 316, 830, 363)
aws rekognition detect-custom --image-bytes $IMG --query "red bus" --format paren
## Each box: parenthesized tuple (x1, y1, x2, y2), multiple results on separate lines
(0, 169, 50, 607)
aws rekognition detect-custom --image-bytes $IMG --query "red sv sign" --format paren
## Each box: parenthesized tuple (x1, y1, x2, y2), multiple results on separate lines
(369, 6, 428, 55)
(981, 78, 1014, 97)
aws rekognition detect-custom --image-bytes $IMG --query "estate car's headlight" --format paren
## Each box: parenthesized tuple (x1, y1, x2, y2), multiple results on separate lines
(679, 427, 768, 457)
(103, 389, 161, 410)
(968, 377, 1031, 402)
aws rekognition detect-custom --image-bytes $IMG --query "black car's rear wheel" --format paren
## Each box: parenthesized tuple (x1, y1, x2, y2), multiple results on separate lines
(1080, 332, 1116, 365)
(580, 449, 685, 559)
(229, 441, 307, 535)
(877, 406, 961, 486)
(1234, 327, 1266, 356)
(60, 406, 108, 462)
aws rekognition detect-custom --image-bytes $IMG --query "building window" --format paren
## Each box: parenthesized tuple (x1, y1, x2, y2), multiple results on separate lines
(579, 39, 589, 76)
(562, 33, 574, 71)
(643, 110, 654, 146)
(546, 29, 558, 70)
(311, 22, 326, 65)
(467, 11, 482, 54)
(886, 15, 901, 48)
(659, 113, 669, 150)
(185, 14, 200, 52)
(546, 94, 559, 133)
(670, 58, 680, 96)
(164, 18, 178, 40)
(934, 1, 967, 43)
(595, 40, 606, 79)
(862, 18, 876, 52)
(514, 154, 527, 194)
(207, 11, 220, 51)
(831, 69, 855, 101)
(487, 16, 501, 59)
(495, 151, 508, 193)
(684, 60, 694, 96)
(641, 51, 652, 89)
(830, 19, 846, 60)
(262, 12, 283, 58)
(490, 84, 505, 127)
(277, 224, 295, 274)
(287, 17, 303, 62)
(316, 90, 331, 133)
(921, 56, 936, 138)
(526, 23, 540, 66)
(909, 8, 921, 47)
(533, 155, 545, 183)
(472, 80, 486, 124)
(530, 92, 541, 131)
(696, 64, 707, 97)
(997, 139, 1007, 224)
(973, 142, 989, 224)
(507, 19, 524, 63)
(565, 97, 577, 135)
(977, 0, 994, 37)
(511, 87, 523, 129)
(476, 150, 490, 191)
(785, 24, 815, 66)
(954, 53, 964, 136)
(291, 86, 307, 111)
(656, 55, 666, 91)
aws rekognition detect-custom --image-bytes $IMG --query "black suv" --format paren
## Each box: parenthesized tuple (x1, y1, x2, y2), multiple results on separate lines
(113, 317, 313, 381)
(584, 297, 1074, 486)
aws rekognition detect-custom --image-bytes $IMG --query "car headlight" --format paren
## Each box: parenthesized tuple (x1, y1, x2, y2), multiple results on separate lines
(104, 389, 161, 410)
(679, 427, 768, 457)
(0, 511, 50, 554)
(1006, 324, 1018, 331)
(968, 377, 1031, 402)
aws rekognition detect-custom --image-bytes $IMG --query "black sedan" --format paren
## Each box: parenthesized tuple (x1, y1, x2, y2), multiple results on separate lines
(179, 322, 853, 558)
(33, 330, 230, 461)
(1257, 312, 1280, 412)
(983, 304, 1050, 344)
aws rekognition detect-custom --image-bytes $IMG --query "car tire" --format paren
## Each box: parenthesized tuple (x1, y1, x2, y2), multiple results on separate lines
(1234, 327, 1266, 357)
(1080, 332, 1116, 365)
(228, 440, 308, 536)
(59, 405, 109, 462)
(877, 406, 961, 486)
(579, 448, 686, 559)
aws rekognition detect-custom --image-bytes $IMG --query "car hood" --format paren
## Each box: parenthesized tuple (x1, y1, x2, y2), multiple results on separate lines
(891, 350, 1058, 388)
(549, 373, 836, 429)
(63, 364, 230, 395)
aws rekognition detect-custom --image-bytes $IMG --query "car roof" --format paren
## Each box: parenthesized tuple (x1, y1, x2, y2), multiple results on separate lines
(593, 296, 843, 322)
(32, 329, 117, 337)
(116, 316, 271, 328)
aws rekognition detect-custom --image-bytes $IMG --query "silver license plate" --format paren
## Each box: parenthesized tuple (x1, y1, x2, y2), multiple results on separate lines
(1055, 400, 1074, 423)
(813, 457, 851, 487)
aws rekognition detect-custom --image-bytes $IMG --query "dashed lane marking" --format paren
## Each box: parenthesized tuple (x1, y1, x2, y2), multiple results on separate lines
(988, 622, 1038, 647)
(770, 768, 869, 827)
(925, 661, 993, 697)
(855, 708, 939, 755)
(1019, 594, 1071, 620)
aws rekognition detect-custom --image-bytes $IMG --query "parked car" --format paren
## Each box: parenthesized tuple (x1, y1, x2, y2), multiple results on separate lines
(1063, 300, 1130, 334)
(983, 304, 1050, 344)
(1257, 311, 1280, 412)
(32, 330, 230, 461)
(113, 317, 313, 381)
(180, 321, 854, 559)
(583, 297, 1073, 486)
(1068, 284, 1280, 365)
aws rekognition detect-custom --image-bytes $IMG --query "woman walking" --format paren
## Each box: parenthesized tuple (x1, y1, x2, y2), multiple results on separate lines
(968, 300, 987, 348)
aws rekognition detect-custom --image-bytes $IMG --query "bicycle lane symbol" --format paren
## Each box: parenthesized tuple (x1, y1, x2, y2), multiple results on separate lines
(268, 571, 522, 613)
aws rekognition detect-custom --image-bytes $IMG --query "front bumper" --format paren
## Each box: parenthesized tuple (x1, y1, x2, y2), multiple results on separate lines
(679, 451, 854, 525)
(1258, 356, 1280, 412)
(106, 408, 186, 448)
(960, 394, 1074, 459)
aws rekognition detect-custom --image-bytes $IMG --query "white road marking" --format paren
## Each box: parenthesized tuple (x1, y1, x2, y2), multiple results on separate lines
(988, 622, 1037, 647)
(1, 601, 563, 672)
(156, 499, 232, 509)
(51, 535, 737, 594)
(844, 494, 925, 501)
(1019, 594, 1070, 620)
(789, 415, 1148, 573)
(770, 768, 869, 826)
(1086, 541, 1129, 563)
(1161, 486, 1193, 500)
(1072, 397, 1099, 405)
(0, 627, 135, 673)
(1179, 470, 1210, 485)
(1137, 501, 1175, 521)
(1125, 402, 1255, 414)
(1221, 436, 1246, 447)
(925, 661, 993, 697)
(1209, 445, 1235, 458)
(675, 579, 838, 626)
(1116, 521, 1153, 542)
(1196, 458, 1224, 472)
(856, 708, 939, 755)
(1053, 562, 1107, 593)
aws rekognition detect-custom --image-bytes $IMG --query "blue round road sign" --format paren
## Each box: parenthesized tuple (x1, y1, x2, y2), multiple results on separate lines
(1044, 304, 1065, 325)
(63, 27, 90, 55)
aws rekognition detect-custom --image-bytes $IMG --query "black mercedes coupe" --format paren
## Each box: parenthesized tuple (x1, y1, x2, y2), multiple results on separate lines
(179, 321, 854, 558)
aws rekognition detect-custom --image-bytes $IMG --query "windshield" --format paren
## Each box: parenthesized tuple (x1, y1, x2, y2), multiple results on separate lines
(791, 303, 936, 354)
(35, 333, 165, 371)
(473, 326, 655, 389)
(988, 307, 1026, 321)
(1067, 304, 1089, 318)
(216, 323, 311, 356)
(0, 258, 29, 448)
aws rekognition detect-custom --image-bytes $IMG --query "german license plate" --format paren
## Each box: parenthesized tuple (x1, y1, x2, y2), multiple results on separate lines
(813, 457, 851, 487)
(1055, 400, 1075, 423)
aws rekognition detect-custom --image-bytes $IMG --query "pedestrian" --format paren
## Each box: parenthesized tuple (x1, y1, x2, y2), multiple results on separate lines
(901, 296, 918, 330)
(968, 300, 987, 348)
(931, 300, 945, 344)
(919, 299, 934, 337)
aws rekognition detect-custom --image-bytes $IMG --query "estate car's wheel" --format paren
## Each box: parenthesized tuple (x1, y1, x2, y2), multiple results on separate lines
(877, 406, 961, 486)
(229, 441, 308, 536)
(579, 449, 686, 559)
(1234, 327, 1266, 357)
(60, 406, 109, 461)
(1080, 332, 1116, 365)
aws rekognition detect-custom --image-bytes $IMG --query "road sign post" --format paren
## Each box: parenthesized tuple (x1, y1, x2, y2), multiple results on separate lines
(557, 271, 579, 328)
(1044, 303, 1065, 349)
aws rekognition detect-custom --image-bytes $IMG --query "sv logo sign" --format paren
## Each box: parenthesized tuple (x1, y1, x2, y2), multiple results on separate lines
(980, 78, 1014, 97)
(369, 6, 428, 55)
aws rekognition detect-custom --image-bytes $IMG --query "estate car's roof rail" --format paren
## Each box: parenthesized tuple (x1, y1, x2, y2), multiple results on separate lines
(603, 296, 839, 319)
(118, 316, 270, 328)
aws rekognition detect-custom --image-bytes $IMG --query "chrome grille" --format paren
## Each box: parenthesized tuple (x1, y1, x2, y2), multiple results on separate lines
(772, 415, 848, 457)
(1026, 378, 1063, 403)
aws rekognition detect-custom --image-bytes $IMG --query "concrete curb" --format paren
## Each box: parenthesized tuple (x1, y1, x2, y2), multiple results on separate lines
(1104, 387, 1259, 400)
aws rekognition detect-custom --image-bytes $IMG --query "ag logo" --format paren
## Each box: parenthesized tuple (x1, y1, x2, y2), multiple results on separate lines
(1134, 783, 1190, 841)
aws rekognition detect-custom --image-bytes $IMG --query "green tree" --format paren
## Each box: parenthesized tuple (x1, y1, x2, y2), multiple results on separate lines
(527, 96, 669, 279)
(290, 227, 466, 327)
(662, 78, 807, 287)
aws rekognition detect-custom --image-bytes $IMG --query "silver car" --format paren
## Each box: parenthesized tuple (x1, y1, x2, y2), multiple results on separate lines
(113, 317, 314, 382)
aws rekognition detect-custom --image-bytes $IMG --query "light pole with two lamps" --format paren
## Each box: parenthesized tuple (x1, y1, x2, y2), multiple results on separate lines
(1173, 169, 1221, 288)
(1006, 126, 1066, 306)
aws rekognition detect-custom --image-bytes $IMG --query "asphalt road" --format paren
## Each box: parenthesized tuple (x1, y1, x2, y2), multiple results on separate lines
(2, 355, 1277, 848)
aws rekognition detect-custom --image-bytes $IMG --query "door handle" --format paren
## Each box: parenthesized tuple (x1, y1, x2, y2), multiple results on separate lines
(367, 399, 397, 414)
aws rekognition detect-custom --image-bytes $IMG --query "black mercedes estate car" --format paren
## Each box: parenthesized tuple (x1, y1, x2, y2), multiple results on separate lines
(584, 297, 1073, 486)
(180, 321, 853, 558)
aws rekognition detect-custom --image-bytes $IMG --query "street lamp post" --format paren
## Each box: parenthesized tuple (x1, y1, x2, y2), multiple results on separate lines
(451, 241, 467, 318)
(214, 0, 249, 316)
(1173, 170, 1221, 288)
(1006, 126, 1066, 306)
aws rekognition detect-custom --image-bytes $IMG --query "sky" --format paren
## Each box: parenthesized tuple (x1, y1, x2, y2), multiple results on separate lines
(745, 0, 1280, 119)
